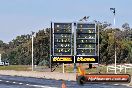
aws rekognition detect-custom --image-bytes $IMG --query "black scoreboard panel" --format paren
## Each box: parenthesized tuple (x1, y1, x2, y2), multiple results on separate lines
(76, 23, 98, 63)
(52, 23, 73, 63)
(53, 23, 72, 55)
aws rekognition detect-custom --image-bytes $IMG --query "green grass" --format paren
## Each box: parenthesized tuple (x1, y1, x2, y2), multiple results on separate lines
(0, 64, 132, 75)
(86, 65, 108, 74)
(52, 64, 132, 75)
(0, 65, 31, 71)
(53, 64, 107, 73)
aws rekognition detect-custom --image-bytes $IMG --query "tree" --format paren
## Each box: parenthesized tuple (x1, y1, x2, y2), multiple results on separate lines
(122, 23, 130, 30)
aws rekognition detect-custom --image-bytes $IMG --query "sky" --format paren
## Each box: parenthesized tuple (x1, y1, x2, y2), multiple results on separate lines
(0, 0, 132, 43)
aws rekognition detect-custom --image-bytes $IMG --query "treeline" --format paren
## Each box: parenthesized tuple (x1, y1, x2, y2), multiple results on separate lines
(0, 22, 132, 66)
(1, 28, 50, 66)
(99, 24, 132, 64)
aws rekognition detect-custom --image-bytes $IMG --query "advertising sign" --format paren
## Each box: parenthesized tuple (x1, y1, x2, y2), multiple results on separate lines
(75, 56, 98, 63)
(51, 56, 74, 63)
(77, 74, 131, 83)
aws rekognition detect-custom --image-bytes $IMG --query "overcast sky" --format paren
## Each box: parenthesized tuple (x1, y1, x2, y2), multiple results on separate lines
(0, 0, 132, 43)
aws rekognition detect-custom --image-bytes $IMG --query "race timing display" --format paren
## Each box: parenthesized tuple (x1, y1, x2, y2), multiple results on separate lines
(51, 22, 98, 63)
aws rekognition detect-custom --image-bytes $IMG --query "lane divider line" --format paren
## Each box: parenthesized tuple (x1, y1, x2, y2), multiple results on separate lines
(0, 79, 57, 88)
(28, 84, 58, 88)
(13, 82, 16, 84)
(19, 83, 23, 85)
(26, 84, 29, 85)
(6, 81, 9, 83)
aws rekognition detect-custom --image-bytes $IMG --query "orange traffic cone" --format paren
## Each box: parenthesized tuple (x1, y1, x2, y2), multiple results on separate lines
(61, 80, 67, 88)
(78, 64, 86, 76)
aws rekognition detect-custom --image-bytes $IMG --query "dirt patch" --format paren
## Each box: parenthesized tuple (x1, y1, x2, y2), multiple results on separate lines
(0, 70, 76, 81)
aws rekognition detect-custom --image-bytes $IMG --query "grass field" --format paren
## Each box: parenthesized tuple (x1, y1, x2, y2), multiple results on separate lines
(52, 64, 104, 73)
(0, 65, 31, 71)
(54, 64, 107, 73)
(0, 64, 132, 75)
(53, 64, 132, 75)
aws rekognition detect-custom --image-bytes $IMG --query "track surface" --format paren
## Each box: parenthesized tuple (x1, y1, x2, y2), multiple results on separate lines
(0, 75, 131, 88)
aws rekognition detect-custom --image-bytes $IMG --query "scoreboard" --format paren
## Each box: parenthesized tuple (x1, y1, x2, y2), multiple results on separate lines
(51, 22, 98, 63)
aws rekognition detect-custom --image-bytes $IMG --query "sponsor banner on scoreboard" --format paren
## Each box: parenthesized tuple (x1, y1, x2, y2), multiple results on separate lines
(75, 56, 98, 63)
(51, 56, 74, 63)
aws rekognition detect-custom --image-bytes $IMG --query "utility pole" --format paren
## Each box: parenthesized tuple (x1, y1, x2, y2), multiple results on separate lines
(31, 31, 35, 71)
(0, 54, 1, 62)
(110, 8, 117, 74)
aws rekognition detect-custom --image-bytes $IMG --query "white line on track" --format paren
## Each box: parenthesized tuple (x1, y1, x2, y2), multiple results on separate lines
(121, 84, 132, 87)
(13, 82, 16, 83)
(28, 84, 58, 88)
(26, 84, 29, 85)
(6, 81, 9, 82)
(0, 80, 57, 88)
(114, 84, 119, 85)
(19, 83, 23, 85)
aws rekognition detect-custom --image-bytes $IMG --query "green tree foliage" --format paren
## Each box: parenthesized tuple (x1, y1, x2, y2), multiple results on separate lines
(1, 28, 50, 66)
(33, 28, 50, 66)
(122, 22, 130, 30)
(99, 24, 132, 64)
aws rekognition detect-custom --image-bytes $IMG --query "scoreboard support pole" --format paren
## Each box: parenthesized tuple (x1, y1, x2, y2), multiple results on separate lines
(97, 23, 100, 73)
(63, 63, 65, 73)
(74, 23, 77, 73)
(50, 22, 52, 72)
